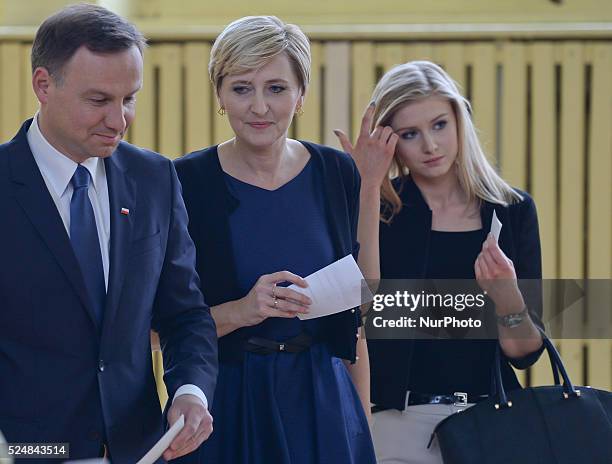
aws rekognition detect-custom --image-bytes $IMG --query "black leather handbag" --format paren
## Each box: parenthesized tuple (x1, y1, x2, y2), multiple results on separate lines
(433, 333, 612, 463)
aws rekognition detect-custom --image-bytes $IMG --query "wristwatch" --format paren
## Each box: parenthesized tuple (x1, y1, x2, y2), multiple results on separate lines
(496, 306, 528, 328)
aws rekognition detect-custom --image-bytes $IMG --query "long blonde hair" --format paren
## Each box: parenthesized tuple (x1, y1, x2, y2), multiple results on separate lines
(371, 60, 521, 223)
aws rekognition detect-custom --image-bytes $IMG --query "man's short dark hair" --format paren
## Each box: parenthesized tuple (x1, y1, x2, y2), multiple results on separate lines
(31, 3, 147, 82)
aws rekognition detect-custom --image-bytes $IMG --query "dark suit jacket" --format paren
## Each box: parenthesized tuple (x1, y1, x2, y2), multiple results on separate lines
(369, 175, 544, 410)
(0, 120, 218, 463)
(174, 142, 362, 363)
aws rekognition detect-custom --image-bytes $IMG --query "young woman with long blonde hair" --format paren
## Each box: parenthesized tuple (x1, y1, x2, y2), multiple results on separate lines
(335, 60, 545, 463)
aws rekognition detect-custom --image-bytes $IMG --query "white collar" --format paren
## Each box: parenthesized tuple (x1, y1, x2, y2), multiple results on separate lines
(27, 113, 102, 197)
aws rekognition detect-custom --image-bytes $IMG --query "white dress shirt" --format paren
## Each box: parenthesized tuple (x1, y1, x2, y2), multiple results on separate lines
(27, 114, 207, 409)
(28, 113, 111, 288)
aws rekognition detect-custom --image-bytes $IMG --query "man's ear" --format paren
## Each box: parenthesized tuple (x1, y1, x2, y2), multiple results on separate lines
(32, 67, 53, 104)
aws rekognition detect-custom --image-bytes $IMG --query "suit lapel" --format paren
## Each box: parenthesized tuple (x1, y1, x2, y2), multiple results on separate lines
(390, 204, 431, 278)
(481, 201, 494, 240)
(8, 121, 99, 330)
(197, 149, 240, 305)
(396, 177, 432, 278)
(312, 147, 348, 260)
(102, 151, 135, 335)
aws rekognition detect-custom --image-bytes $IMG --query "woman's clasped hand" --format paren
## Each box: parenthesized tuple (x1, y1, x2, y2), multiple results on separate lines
(236, 271, 311, 326)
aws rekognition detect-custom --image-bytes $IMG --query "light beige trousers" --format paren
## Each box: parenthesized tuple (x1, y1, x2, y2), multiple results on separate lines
(371, 403, 474, 464)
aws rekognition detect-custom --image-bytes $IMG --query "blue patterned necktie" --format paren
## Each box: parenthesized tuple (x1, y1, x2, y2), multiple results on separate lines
(70, 165, 106, 327)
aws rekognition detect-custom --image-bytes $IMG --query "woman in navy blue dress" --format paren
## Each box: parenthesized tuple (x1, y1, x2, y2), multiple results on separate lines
(174, 16, 375, 464)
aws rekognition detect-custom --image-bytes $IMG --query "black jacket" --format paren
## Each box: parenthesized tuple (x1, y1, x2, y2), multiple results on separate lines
(369, 176, 544, 410)
(174, 142, 362, 363)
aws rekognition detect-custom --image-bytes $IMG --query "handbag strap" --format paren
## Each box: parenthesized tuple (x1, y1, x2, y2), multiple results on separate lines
(491, 328, 579, 409)
(544, 339, 562, 386)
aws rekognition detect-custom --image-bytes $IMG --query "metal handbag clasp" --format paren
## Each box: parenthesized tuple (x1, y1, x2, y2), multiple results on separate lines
(453, 391, 468, 407)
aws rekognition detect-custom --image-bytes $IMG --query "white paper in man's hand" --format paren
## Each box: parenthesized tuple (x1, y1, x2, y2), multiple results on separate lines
(290, 254, 373, 320)
(491, 210, 502, 243)
(136, 415, 184, 464)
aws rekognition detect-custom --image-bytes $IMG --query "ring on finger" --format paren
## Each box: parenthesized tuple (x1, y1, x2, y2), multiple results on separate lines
(273, 296, 279, 309)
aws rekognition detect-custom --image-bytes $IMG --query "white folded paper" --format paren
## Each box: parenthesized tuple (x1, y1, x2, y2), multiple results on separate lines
(136, 415, 185, 464)
(290, 254, 373, 320)
(491, 210, 502, 243)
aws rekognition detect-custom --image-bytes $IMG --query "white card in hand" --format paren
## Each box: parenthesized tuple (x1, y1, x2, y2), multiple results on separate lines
(136, 414, 185, 464)
(491, 210, 502, 243)
(290, 254, 373, 320)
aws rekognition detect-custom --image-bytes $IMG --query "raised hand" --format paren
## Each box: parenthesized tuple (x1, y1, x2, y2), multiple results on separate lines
(475, 234, 524, 311)
(333, 103, 398, 190)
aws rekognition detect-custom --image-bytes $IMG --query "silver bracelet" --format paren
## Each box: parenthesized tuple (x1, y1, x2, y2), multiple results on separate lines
(496, 306, 528, 328)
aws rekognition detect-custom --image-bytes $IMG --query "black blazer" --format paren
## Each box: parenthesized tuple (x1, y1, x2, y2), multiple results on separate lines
(174, 142, 362, 363)
(369, 176, 544, 410)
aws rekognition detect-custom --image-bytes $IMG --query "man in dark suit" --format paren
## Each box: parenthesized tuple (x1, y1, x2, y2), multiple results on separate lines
(0, 4, 217, 462)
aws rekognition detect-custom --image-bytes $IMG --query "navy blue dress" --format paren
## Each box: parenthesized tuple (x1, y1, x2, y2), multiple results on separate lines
(198, 159, 375, 464)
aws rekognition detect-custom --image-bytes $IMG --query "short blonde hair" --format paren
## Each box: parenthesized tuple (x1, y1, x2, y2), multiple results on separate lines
(371, 60, 522, 222)
(209, 16, 310, 94)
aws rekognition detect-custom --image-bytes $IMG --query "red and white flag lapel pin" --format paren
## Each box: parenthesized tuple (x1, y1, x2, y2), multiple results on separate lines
(120, 207, 130, 216)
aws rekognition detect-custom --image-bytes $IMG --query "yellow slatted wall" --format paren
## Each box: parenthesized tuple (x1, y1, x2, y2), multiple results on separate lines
(3, 37, 610, 398)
